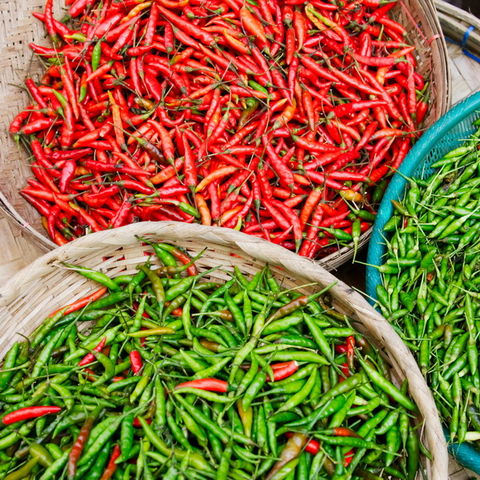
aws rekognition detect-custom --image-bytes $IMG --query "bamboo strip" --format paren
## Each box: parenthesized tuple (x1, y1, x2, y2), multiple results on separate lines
(435, 0, 480, 55)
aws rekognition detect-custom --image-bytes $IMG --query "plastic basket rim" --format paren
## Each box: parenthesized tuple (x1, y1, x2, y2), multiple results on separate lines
(366, 90, 480, 300)
(365, 89, 480, 474)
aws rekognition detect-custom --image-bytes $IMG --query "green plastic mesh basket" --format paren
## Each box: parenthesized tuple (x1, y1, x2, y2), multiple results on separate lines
(366, 90, 480, 473)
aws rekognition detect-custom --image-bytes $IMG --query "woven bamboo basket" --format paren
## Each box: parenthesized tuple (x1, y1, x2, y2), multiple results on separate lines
(0, 0, 451, 270)
(435, 0, 480, 56)
(0, 222, 447, 478)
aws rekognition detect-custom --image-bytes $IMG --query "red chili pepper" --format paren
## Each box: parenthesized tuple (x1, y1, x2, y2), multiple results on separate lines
(262, 139, 295, 189)
(157, 5, 215, 46)
(25, 78, 48, 109)
(68, 203, 103, 232)
(271, 199, 303, 249)
(148, 121, 176, 163)
(333, 100, 387, 118)
(3, 406, 62, 425)
(132, 417, 152, 428)
(223, 30, 250, 55)
(268, 360, 299, 381)
(32, 11, 73, 39)
(333, 427, 361, 437)
(285, 432, 320, 454)
(130, 350, 143, 374)
(99, 445, 121, 480)
(175, 378, 228, 393)
(344, 449, 355, 466)
(195, 193, 212, 226)
(82, 187, 120, 208)
(49, 148, 92, 162)
(304, 438, 320, 454)
(69, 0, 88, 17)
(58, 159, 76, 193)
(299, 188, 322, 227)
(49, 287, 107, 317)
(68, 415, 95, 477)
(20, 191, 51, 217)
(240, 7, 269, 49)
(78, 337, 107, 366)
(22, 117, 56, 135)
(339, 362, 351, 380)
(43, 0, 59, 42)
(114, 179, 154, 195)
(285, 27, 296, 65)
(46, 205, 61, 241)
(293, 10, 306, 51)
(195, 166, 238, 193)
(222, 192, 253, 228)
(9, 109, 32, 134)
(111, 198, 132, 228)
(415, 99, 428, 125)
(299, 202, 325, 257)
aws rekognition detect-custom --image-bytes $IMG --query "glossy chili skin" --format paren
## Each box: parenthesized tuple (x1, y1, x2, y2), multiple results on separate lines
(12, 0, 422, 256)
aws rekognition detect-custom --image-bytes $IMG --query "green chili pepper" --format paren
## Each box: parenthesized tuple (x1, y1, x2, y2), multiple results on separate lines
(358, 359, 416, 411)
(165, 276, 197, 302)
(5, 458, 39, 480)
(63, 263, 120, 290)
(139, 416, 213, 472)
(217, 444, 233, 480)
(303, 314, 334, 362)
(235, 355, 259, 397)
(32, 328, 66, 378)
(114, 412, 134, 465)
(173, 387, 232, 403)
(91, 40, 102, 71)
(38, 451, 69, 480)
(178, 405, 208, 447)
(242, 370, 267, 411)
(275, 368, 317, 414)
(225, 292, 246, 336)
(406, 426, 420, 480)
(30, 443, 54, 467)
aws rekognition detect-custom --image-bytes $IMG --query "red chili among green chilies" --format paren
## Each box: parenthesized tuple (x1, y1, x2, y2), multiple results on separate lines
(2, 406, 62, 425)
(0, 241, 424, 478)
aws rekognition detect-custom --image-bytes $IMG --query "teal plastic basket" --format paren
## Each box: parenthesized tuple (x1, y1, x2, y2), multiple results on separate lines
(366, 90, 480, 473)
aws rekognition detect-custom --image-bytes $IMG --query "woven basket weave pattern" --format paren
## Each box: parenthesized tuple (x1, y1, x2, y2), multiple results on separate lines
(0, 222, 448, 479)
(0, 0, 451, 269)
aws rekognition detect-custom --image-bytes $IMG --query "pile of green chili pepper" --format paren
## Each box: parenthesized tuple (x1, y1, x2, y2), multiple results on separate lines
(0, 239, 424, 479)
(375, 118, 480, 446)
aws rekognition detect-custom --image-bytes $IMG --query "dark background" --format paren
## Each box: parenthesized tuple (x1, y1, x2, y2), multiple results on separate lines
(446, 0, 480, 17)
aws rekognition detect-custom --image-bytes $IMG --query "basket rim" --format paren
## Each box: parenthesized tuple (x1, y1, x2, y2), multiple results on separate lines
(0, 184, 372, 271)
(0, 221, 448, 479)
(366, 89, 480, 300)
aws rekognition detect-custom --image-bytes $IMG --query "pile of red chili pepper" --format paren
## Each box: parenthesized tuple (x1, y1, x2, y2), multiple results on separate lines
(0, 240, 425, 479)
(10, 0, 428, 257)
